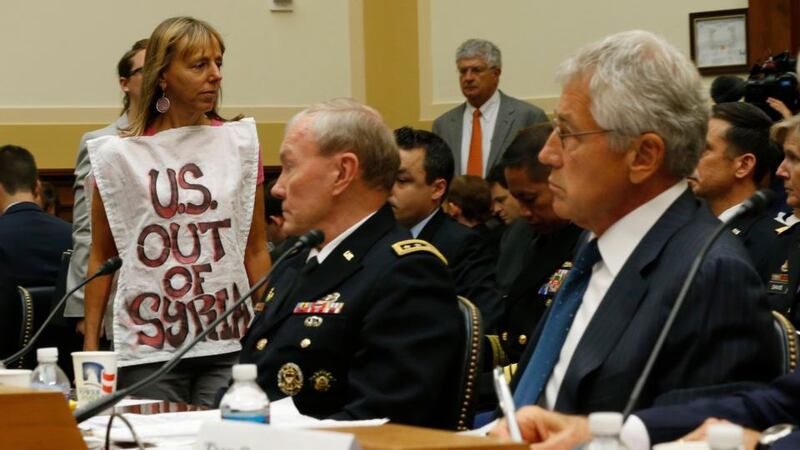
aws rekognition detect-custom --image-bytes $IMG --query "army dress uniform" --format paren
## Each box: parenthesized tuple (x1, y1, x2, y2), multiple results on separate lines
(475, 223, 583, 410)
(482, 223, 584, 372)
(240, 204, 463, 429)
(726, 210, 782, 283)
(766, 221, 800, 327)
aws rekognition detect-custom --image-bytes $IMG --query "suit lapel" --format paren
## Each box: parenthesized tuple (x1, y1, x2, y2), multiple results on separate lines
(449, 105, 465, 174)
(260, 204, 397, 330)
(556, 190, 698, 409)
(489, 92, 516, 170)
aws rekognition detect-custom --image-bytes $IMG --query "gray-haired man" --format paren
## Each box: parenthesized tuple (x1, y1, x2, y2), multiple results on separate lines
(433, 38, 547, 177)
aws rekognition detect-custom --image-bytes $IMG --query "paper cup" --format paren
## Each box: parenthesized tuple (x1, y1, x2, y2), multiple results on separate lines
(0, 369, 32, 387)
(72, 351, 117, 405)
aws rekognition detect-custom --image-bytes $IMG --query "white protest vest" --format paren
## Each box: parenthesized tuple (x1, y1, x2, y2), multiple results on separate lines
(88, 118, 259, 367)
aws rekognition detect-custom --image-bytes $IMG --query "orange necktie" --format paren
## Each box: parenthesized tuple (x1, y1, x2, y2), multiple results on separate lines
(467, 108, 483, 176)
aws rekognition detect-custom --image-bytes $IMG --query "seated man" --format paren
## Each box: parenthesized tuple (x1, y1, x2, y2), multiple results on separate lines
(0, 145, 71, 288)
(239, 99, 463, 429)
(688, 102, 782, 280)
(487, 163, 536, 295)
(509, 30, 777, 415)
(389, 126, 502, 332)
(492, 370, 800, 449)
(483, 124, 583, 372)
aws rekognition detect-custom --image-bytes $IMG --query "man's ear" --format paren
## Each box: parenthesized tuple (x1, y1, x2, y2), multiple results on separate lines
(431, 178, 447, 202)
(331, 152, 359, 196)
(734, 153, 757, 180)
(629, 132, 666, 184)
(33, 179, 43, 199)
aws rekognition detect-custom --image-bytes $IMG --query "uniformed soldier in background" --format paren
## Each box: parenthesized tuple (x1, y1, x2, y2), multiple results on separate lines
(481, 124, 583, 378)
(238, 99, 464, 429)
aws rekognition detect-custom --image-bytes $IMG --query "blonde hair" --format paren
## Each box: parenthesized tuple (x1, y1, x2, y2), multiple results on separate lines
(128, 17, 229, 136)
(771, 114, 800, 146)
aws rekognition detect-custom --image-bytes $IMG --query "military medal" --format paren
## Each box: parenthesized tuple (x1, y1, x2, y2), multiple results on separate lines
(310, 370, 335, 392)
(277, 363, 304, 396)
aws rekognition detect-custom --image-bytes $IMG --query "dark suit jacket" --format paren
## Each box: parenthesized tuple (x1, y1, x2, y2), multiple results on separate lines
(726, 210, 782, 283)
(495, 219, 536, 295)
(0, 202, 71, 287)
(637, 371, 800, 447)
(432, 91, 548, 176)
(510, 190, 779, 414)
(418, 208, 502, 332)
(240, 204, 463, 429)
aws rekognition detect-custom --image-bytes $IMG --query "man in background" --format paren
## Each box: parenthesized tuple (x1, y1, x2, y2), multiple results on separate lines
(433, 38, 547, 177)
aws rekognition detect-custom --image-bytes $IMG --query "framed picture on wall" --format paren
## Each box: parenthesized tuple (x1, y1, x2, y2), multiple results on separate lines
(689, 8, 749, 75)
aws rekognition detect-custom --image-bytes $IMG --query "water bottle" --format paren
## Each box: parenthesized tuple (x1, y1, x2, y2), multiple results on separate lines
(30, 347, 71, 401)
(584, 412, 627, 449)
(707, 423, 743, 450)
(220, 364, 270, 424)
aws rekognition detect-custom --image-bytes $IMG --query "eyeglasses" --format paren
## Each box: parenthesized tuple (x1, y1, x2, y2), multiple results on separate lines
(551, 119, 616, 148)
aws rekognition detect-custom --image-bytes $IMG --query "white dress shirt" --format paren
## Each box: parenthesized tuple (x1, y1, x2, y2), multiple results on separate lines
(543, 180, 689, 409)
(461, 90, 501, 176)
(307, 210, 377, 264)
(718, 202, 743, 222)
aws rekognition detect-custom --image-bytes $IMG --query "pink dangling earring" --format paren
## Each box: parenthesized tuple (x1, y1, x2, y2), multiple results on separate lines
(155, 91, 171, 114)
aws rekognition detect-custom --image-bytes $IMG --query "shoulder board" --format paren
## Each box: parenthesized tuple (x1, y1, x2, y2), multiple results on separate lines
(776, 224, 797, 236)
(392, 239, 448, 265)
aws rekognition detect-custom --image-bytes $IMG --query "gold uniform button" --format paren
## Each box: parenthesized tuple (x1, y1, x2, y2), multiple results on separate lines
(256, 338, 268, 351)
(501, 332, 508, 341)
(300, 338, 311, 349)
(518, 335, 527, 345)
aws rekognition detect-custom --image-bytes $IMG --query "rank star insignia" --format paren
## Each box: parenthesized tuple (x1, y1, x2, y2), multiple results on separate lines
(731, 228, 742, 236)
(343, 250, 354, 261)
(277, 363, 304, 396)
(310, 370, 335, 392)
(266, 287, 276, 302)
(782, 260, 789, 273)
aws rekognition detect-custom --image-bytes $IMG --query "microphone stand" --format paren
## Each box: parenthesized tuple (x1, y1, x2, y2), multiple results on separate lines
(621, 189, 774, 418)
(73, 230, 323, 423)
(1, 257, 122, 368)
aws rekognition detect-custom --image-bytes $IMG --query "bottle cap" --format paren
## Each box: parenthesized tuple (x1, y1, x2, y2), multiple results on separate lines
(707, 423, 742, 449)
(36, 347, 58, 363)
(588, 412, 623, 436)
(232, 364, 257, 381)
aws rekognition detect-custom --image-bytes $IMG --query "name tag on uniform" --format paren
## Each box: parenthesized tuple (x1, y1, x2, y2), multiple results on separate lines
(293, 302, 344, 314)
(768, 273, 790, 295)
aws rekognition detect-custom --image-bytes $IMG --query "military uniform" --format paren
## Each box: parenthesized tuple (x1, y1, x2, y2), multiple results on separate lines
(765, 221, 800, 327)
(474, 223, 583, 411)
(240, 204, 463, 429)
(727, 211, 782, 283)
(482, 223, 584, 371)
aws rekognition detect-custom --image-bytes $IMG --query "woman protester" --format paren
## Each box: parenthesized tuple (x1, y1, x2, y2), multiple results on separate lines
(83, 17, 270, 406)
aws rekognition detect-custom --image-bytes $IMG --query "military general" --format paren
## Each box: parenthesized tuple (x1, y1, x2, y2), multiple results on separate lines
(239, 99, 464, 429)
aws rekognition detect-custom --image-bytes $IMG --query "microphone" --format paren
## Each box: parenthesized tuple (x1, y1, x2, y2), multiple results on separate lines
(1, 256, 123, 368)
(621, 189, 774, 418)
(73, 229, 324, 423)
